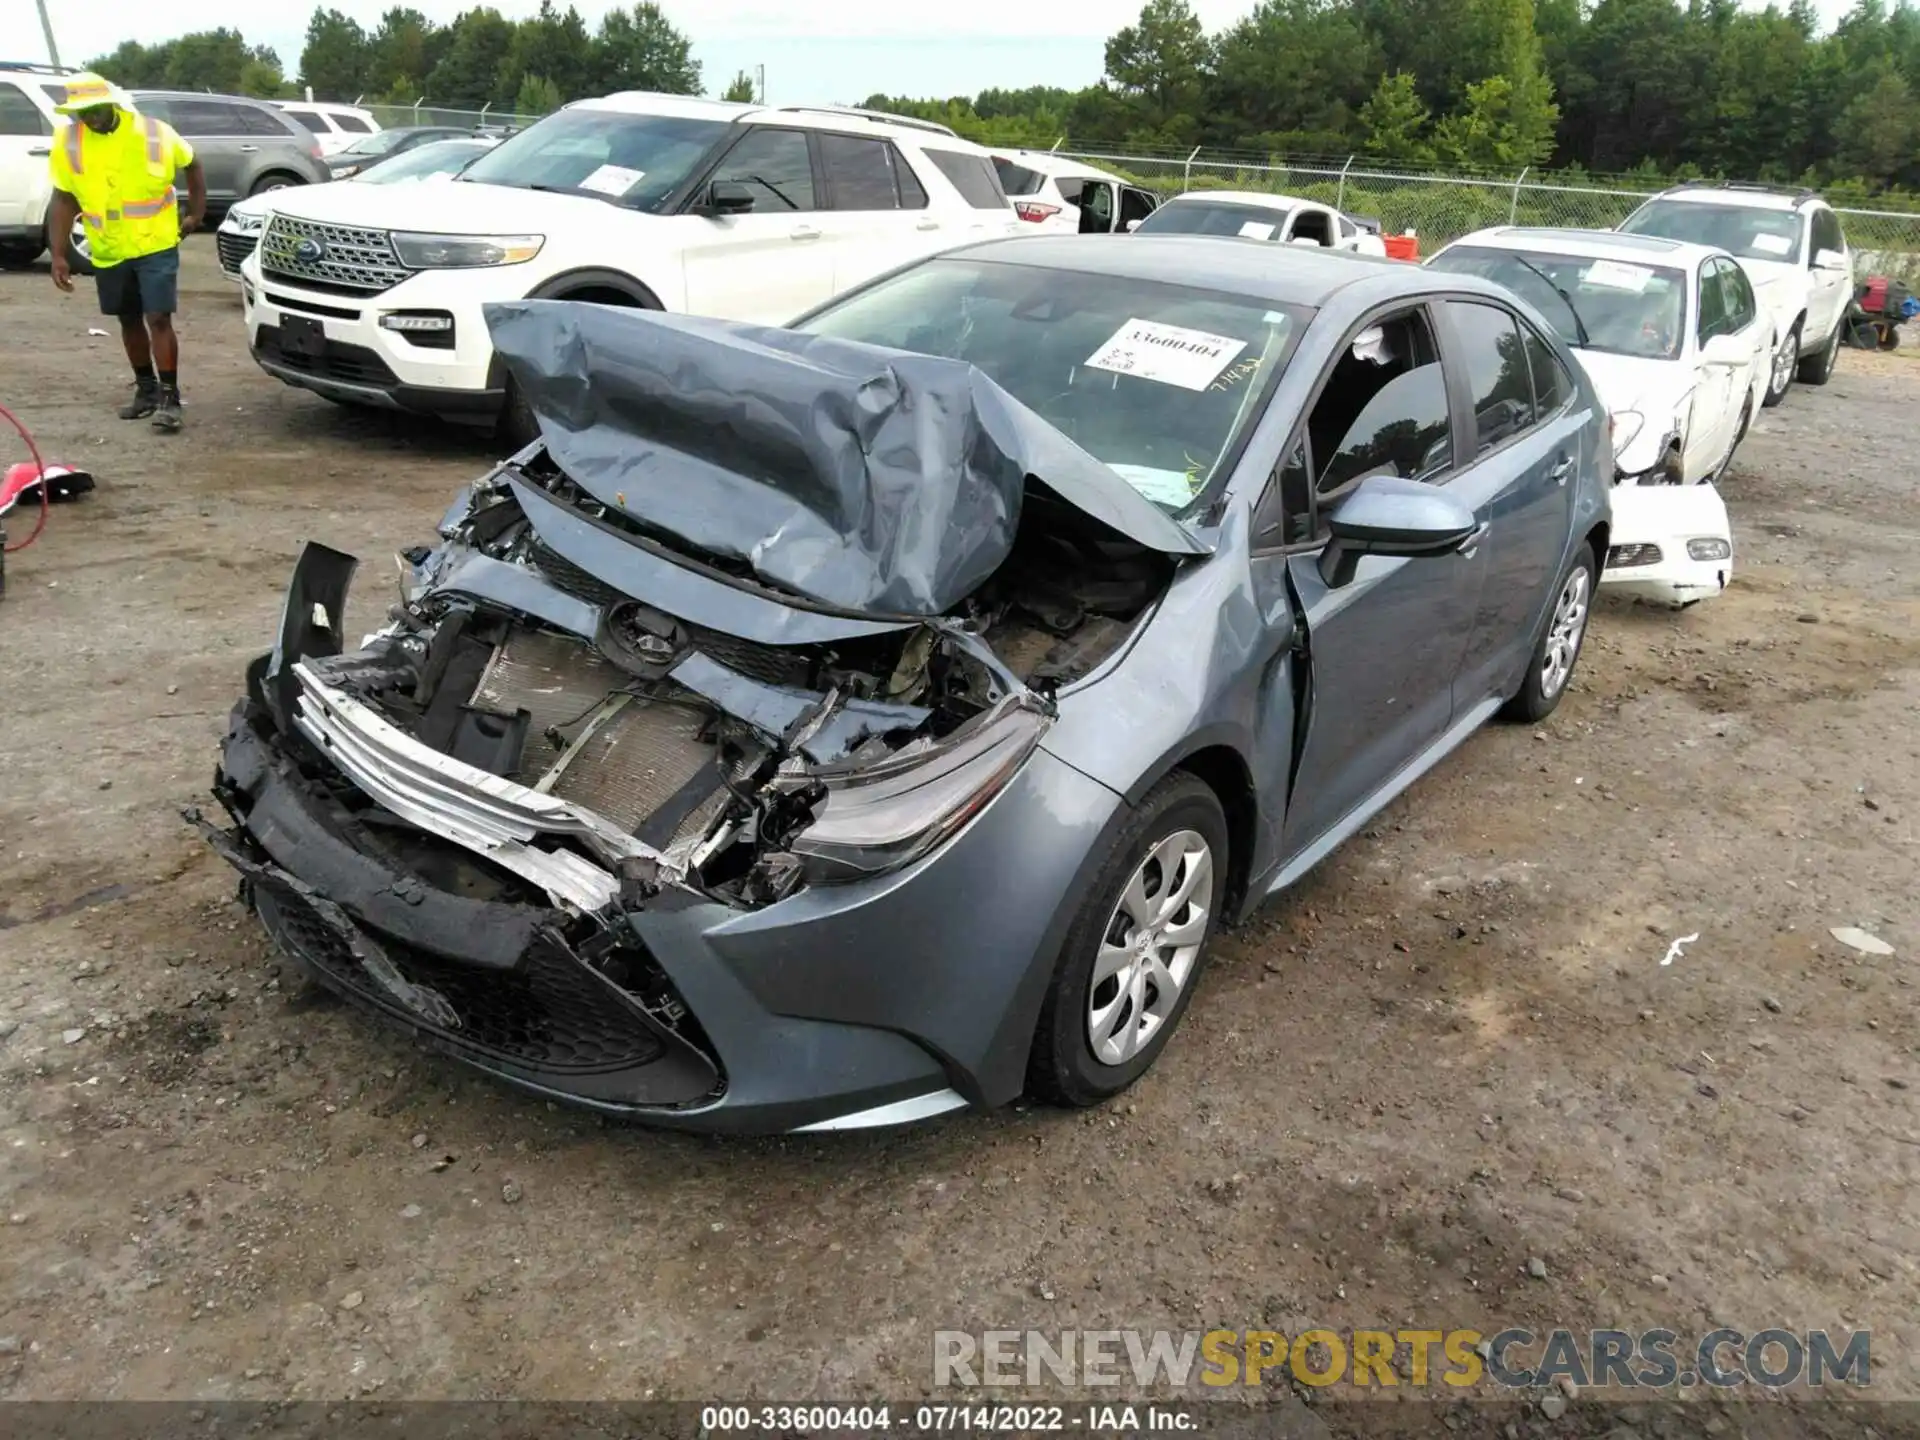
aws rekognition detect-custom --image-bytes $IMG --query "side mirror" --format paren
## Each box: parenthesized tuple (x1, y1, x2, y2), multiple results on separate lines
(1319, 475, 1482, 588)
(1700, 332, 1749, 367)
(1814, 247, 1848, 272)
(1123, 218, 1142, 232)
(702, 180, 755, 216)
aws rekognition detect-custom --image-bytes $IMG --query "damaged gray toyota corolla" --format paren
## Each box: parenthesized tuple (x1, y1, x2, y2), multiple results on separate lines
(196, 235, 1610, 1134)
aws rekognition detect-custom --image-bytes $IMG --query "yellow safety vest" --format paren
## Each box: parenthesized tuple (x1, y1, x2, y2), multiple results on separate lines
(49, 109, 194, 268)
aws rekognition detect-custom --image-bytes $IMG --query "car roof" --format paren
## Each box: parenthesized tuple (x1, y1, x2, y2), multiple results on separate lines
(1449, 226, 1715, 267)
(1166, 190, 1313, 209)
(133, 89, 276, 103)
(1652, 185, 1805, 213)
(947, 233, 1423, 307)
(572, 91, 987, 146)
(992, 150, 1125, 183)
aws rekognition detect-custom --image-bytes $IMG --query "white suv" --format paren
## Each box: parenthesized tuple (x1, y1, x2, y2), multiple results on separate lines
(273, 101, 383, 156)
(1618, 182, 1852, 405)
(0, 63, 76, 267)
(239, 94, 1021, 437)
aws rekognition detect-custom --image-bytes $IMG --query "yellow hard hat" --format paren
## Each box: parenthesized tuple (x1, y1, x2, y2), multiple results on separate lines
(54, 72, 129, 114)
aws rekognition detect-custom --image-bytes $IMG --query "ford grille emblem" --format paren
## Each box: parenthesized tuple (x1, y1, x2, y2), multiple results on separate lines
(293, 236, 327, 263)
(632, 633, 676, 664)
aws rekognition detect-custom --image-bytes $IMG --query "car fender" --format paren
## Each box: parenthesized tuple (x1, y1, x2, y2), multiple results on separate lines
(525, 265, 666, 309)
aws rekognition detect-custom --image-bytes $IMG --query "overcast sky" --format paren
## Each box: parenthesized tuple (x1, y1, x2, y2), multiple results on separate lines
(3, 0, 1865, 106)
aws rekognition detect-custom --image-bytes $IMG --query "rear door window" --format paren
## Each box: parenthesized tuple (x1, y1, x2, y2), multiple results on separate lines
(1443, 301, 1536, 455)
(819, 133, 907, 210)
(0, 83, 47, 136)
(335, 114, 373, 134)
(287, 110, 329, 133)
(924, 148, 1009, 208)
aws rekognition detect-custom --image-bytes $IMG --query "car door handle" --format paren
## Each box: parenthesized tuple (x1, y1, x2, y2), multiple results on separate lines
(1549, 454, 1574, 485)
(916, 217, 941, 231)
(27, 144, 49, 156)
(1457, 521, 1491, 558)
(789, 224, 821, 241)
(238, 144, 260, 153)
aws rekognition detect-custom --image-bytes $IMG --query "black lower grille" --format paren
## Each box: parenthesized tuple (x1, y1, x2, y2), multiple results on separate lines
(257, 326, 399, 388)
(1607, 542, 1663, 569)
(254, 882, 666, 1072)
(216, 230, 257, 275)
(530, 542, 811, 686)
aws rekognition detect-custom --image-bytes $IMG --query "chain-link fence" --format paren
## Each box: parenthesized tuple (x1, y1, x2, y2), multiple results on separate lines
(1058, 148, 1920, 284)
(363, 102, 542, 133)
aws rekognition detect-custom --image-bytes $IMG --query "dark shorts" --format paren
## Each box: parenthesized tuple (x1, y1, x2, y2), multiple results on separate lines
(95, 247, 180, 319)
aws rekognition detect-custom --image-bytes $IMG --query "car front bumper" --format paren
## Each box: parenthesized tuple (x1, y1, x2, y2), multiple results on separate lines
(1600, 480, 1733, 606)
(194, 553, 1125, 1134)
(239, 255, 505, 423)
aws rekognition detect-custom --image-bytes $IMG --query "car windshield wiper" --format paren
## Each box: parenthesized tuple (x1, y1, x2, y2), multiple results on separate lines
(1510, 255, 1590, 347)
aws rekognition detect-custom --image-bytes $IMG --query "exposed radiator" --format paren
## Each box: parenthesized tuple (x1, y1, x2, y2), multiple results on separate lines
(467, 628, 719, 836)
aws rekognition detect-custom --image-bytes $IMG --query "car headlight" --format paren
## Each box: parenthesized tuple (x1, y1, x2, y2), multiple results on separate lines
(1686, 537, 1732, 561)
(790, 698, 1050, 882)
(391, 231, 544, 268)
(333, 164, 360, 178)
(1610, 410, 1645, 453)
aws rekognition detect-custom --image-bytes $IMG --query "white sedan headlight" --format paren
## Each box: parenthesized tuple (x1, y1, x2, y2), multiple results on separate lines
(391, 232, 544, 269)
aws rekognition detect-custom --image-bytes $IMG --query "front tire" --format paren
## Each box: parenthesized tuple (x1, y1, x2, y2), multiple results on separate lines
(1028, 773, 1227, 1108)
(1503, 545, 1596, 723)
(1763, 320, 1800, 406)
(1798, 317, 1841, 385)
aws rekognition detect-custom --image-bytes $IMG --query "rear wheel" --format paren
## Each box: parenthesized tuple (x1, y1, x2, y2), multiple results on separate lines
(248, 173, 302, 197)
(1798, 317, 1841, 385)
(1763, 320, 1800, 406)
(1502, 545, 1596, 723)
(1028, 773, 1227, 1108)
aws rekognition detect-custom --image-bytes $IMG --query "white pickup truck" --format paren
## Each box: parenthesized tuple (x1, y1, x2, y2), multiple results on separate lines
(1130, 190, 1390, 255)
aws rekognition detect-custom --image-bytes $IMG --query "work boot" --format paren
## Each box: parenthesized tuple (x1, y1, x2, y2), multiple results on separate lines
(151, 385, 183, 434)
(118, 379, 159, 420)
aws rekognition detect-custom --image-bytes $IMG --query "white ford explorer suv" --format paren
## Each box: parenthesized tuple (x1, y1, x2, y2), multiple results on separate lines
(1617, 182, 1852, 406)
(238, 94, 1021, 438)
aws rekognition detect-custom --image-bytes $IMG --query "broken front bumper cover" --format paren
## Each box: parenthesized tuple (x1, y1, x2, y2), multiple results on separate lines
(192, 540, 1128, 1133)
(1601, 480, 1733, 606)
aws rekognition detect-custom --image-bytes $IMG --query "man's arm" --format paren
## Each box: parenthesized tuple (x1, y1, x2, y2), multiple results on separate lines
(180, 159, 207, 234)
(47, 188, 78, 291)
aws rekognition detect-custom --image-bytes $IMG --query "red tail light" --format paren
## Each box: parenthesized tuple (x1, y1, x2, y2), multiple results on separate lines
(1014, 202, 1060, 224)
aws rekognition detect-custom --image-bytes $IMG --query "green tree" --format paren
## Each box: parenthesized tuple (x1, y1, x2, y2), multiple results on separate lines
(1836, 60, 1920, 186)
(1486, 0, 1559, 167)
(426, 9, 516, 109)
(592, 3, 701, 96)
(1360, 71, 1433, 161)
(1103, 0, 1212, 143)
(722, 70, 757, 103)
(514, 71, 564, 116)
(366, 9, 439, 96)
(89, 40, 168, 88)
(498, 1, 593, 106)
(1210, 0, 1380, 152)
(299, 9, 371, 99)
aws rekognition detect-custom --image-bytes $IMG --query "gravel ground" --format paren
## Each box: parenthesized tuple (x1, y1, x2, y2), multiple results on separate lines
(0, 241, 1915, 1433)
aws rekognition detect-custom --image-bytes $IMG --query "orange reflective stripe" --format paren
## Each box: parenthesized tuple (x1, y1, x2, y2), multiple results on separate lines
(143, 117, 163, 166)
(63, 123, 83, 175)
(119, 189, 176, 219)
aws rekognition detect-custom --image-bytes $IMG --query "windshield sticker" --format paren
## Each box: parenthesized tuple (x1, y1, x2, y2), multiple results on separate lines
(1584, 259, 1654, 293)
(1209, 356, 1262, 392)
(1107, 463, 1198, 508)
(1238, 220, 1277, 240)
(579, 163, 645, 196)
(1085, 319, 1248, 391)
(1749, 232, 1792, 256)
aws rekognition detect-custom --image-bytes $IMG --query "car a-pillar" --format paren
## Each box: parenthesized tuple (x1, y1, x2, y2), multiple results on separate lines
(496, 269, 664, 445)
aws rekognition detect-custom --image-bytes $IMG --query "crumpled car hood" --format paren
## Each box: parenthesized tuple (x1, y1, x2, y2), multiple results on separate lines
(484, 300, 1206, 617)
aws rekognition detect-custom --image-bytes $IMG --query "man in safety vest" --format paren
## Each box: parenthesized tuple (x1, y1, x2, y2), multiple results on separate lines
(46, 74, 206, 433)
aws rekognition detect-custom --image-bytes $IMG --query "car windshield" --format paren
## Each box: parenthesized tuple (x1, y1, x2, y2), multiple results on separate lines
(1135, 200, 1294, 242)
(457, 109, 728, 210)
(796, 258, 1309, 511)
(340, 129, 409, 157)
(357, 139, 490, 184)
(1620, 199, 1804, 265)
(1429, 245, 1688, 361)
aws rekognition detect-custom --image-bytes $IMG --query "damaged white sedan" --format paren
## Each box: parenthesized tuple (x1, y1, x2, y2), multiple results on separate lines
(1430, 227, 1754, 605)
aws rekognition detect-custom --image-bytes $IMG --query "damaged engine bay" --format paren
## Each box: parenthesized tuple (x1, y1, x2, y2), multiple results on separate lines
(269, 446, 1174, 922)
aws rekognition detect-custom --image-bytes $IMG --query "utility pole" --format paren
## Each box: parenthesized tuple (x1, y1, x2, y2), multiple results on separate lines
(35, 0, 61, 67)
(756, 64, 765, 105)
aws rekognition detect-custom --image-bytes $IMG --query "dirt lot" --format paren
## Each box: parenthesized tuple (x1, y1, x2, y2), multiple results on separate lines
(1, 240, 1916, 1428)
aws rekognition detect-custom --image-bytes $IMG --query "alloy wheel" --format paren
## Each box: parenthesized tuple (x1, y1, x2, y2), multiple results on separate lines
(1770, 331, 1797, 396)
(1540, 567, 1590, 701)
(1087, 830, 1213, 1067)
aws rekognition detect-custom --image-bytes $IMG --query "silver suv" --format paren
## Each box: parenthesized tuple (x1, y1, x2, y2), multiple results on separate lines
(128, 91, 329, 216)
